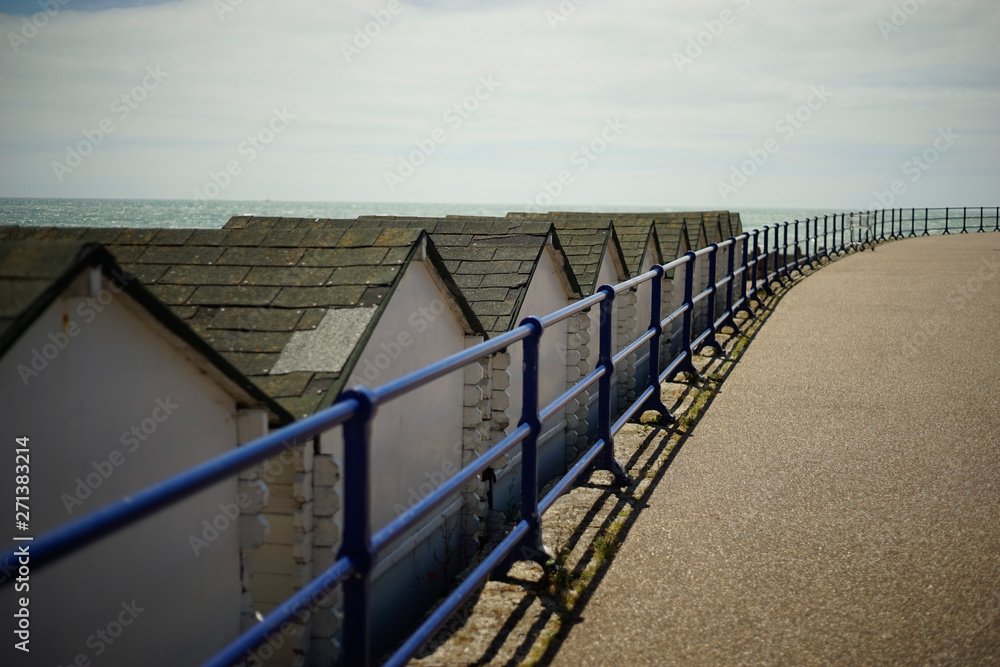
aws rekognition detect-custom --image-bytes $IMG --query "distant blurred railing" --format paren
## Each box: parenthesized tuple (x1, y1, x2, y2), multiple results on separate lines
(2, 206, 997, 666)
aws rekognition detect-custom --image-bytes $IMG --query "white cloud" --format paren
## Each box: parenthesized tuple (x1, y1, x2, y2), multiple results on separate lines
(0, 0, 998, 208)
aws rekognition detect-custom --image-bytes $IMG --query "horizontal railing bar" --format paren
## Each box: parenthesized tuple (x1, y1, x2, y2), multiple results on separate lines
(659, 351, 690, 383)
(612, 384, 657, 434)
(692, 286, 713, 305)
(539, 438, 606, 515)
(660, 303, 688, 331)
(714, 312, 733, 331)
(538, 291, 607, 328)
(691, 327, 711, 351)
(0, 398, 359, 578)
(613, 269, 657, 293)
(693, 245, 715, 258)
(383, 521, 531, 667)
(374, 324, 533, 404)
(204, 557, 357, 667)
(660, 255, 689, 274)
(613, 328, 656, 366)
(372, 424, 531, 556)
(539, 367, 605, 424)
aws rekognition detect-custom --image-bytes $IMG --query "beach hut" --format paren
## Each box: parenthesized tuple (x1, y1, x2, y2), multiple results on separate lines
(2, 222, 487, 664)
(0, 238, 286, 666)
(350, 216, 584, 508)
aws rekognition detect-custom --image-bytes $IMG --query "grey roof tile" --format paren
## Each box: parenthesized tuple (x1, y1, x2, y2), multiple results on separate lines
(121, 263, 169, 285)
(218, 247, 305, 267)
(326, 265, 399, 286)
(262, 229, 310, 247)
(139, 245, 225, 265)
(160, 265, 251, 286)
(300, 247, 388, 267)
(300, 229, 346, 248)
(202, 329, 291, 353)
(187, 229, 231, 245)
(272, 285, 366, 308)
(150, 229, 194, 246)
(188, 286, 280, 306)
(243, 266, 332, 287)
(224, 229, 269, 246)
(253, 373, 314, 398)
(296, 309, 327, 330)
(209, 307, 304, 332)
(147, 284, 197, 305)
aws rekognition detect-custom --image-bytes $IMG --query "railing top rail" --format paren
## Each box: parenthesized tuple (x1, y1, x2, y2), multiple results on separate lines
(537, 290, 607, 328)
(373, 323, 532, 404)
(0, 397, 359, 575)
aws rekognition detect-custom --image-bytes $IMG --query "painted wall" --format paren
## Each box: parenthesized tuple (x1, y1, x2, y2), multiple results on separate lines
(631, 241, 659, 391)
(494, 247, 572, 513)
(0, 272, 245, 667)
(579, 244, 626, 439)
(319, 258, 470, 654)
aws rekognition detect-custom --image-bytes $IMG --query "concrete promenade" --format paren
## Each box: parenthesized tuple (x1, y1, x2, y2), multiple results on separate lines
(554, 234, 1000, 665)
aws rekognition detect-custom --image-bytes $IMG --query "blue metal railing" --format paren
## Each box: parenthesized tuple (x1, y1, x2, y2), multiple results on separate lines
(2, 206, 998, 666)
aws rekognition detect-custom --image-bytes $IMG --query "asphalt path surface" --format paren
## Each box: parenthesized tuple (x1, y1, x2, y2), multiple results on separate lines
(554, 234, 1000, 666)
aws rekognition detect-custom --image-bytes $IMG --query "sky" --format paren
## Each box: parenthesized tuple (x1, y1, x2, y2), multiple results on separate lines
(0, 0, 998, 210)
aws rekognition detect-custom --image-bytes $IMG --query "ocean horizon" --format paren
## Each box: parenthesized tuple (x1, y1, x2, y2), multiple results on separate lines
(0, 197, 852, 232)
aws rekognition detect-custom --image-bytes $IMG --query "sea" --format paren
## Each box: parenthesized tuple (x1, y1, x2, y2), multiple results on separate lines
(0, 198, 848, 232)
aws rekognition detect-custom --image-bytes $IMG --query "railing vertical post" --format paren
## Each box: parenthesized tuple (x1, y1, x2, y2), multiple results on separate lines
(802, 218, 809, 268)
(738, 231, 755, 317)
(994, 207, 1000, 233)
(721, 238, 741, 333)
(595, 289, 629, 484)
(979, 206, 985, 233)
(810, 217, 817, 264)
(671, 253, 701, 380)
(496, 317, 551, 574)
(961, 206, 968, 233)
(640, 267, 674, 423)
(788, 220, 802, 278)
(823, 215, 829, 260)
(809, 217, 816, 265)
(791, 220, 801, 276)
(944, 207, 950, 234)
(910, 208, 916, 237)
(701, 243, 721, 353)
(337, 388, 378, 667)
(518, 316, 546, 555)
(781, 221, 791, 282)
(840, 213, 847, 252)
(923, 208, 930, 236)
(760, 226, 773, 295)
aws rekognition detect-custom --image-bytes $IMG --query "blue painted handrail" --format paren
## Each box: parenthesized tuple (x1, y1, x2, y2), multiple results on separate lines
(2, 207, 998, 666)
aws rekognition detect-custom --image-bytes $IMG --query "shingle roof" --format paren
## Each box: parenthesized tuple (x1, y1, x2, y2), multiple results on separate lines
(0, 224, 480, 420)
(0, 238, 290, 423)
(503, 216, 629, 295)
(508, 212, 661, 278)
(0, 240, 87, 337)
(506, 211, 735, 278)
(236, 215, 582, 336)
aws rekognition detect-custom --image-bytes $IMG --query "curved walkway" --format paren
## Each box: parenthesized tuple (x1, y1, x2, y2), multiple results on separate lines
(554, 234, 1000, 665)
